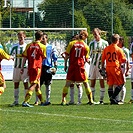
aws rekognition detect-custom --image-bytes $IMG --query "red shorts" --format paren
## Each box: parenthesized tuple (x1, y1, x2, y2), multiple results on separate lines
(106, 66, 124, 85)
(28, 68, 41, 84)
(67, 65, 87, 82)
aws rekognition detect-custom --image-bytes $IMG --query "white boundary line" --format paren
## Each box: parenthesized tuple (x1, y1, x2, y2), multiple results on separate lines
(0, 108, 132, 123)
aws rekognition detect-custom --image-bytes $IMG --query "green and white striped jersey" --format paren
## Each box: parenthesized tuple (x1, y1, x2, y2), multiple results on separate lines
(10, 43, 27, 68)
(122, 47, 130, 62)
(89, 38, 108, 67)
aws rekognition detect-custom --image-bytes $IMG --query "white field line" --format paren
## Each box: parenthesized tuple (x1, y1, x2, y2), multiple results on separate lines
(0, 108, 132, 124)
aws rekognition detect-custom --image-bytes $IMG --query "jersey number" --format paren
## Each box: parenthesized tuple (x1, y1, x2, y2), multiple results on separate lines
(31, 49, 36, 59)
(75, 48, 82, 57)
(107, 52, 116, 62)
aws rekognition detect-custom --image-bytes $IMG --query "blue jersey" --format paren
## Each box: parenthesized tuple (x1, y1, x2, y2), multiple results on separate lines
(42, 43, 58, 67)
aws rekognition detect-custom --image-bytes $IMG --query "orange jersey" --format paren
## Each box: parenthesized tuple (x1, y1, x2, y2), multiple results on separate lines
(102, 44, 126, 67)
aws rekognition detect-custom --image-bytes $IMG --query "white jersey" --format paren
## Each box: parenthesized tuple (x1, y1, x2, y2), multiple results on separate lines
(10, 42, 27, 68)
(89, 38, 108, 68)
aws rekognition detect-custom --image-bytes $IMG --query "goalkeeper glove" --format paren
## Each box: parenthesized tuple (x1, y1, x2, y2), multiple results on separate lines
(99, 68, 107, 78)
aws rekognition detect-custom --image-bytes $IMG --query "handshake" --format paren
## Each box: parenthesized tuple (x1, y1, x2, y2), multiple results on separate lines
(99, 68, 107, 78)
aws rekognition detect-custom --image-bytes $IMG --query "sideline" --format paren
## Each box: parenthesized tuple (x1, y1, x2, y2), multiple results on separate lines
(0, 108, 132, 123)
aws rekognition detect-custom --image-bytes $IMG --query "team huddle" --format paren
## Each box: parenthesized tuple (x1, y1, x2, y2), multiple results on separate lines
(0, 28, 133, 107)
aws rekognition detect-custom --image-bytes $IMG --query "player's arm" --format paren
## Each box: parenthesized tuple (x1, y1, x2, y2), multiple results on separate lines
(64, 53, 69, 72)
(20, 57, 27, 74)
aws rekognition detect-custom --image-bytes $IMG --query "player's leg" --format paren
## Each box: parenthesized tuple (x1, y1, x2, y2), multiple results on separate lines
(10, 68, 21, 106)
(99, 79, 105, 104)
(90, 79, 96, 101)
(76, 83, 83, 104)
(69, 83, 75, 104)
(61, 80, 71, 105)
(83, 80, 93, 105)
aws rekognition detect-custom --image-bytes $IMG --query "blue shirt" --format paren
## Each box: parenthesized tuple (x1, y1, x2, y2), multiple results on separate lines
(42, 43, 58, 67)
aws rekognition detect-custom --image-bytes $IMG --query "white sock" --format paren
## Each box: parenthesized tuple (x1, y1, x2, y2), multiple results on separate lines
(91, 87, 95, 101)
(70, 87, 74, 103)
(14, 88, 19, 103)
(77, 85, 83, 103)
(120, 86, 126, 102)
(46, 85, 51, 102)
(100, 88, 105, 102)
(24, 89, 28, 97)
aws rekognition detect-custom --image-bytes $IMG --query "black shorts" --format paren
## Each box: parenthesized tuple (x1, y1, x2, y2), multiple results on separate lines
(40, 65, 52, 86)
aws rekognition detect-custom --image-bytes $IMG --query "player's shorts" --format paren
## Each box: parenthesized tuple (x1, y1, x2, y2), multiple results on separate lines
(13, 68, 28, 83)
(0, 71, 5, 86)
(67, 65, 88, 82)
(40, 65, 52, 86)
(106, 66, 124, 85)
(89, 64, 103, 79)
(29, 68, 41, 84)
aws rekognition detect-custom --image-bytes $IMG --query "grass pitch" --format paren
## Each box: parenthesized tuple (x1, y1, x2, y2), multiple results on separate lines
(0, 79, 133, 133)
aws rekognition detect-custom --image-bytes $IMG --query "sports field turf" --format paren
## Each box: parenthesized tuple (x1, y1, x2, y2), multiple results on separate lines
(0, 80, 133, 133)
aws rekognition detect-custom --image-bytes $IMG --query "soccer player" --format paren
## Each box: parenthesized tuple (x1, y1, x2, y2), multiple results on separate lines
(101, 34, 126, 104)
(10, 31, 29, 107)
(0, 49, 14, 95)
(88, 28, 108, 104)
(129, 40, 133, 103)
(20, 30, 46, 107)
(61, 30, 93, 105)
(117, 37, 130, 104)
(34, 32, 58, 106)
(61, 34, 83, 105)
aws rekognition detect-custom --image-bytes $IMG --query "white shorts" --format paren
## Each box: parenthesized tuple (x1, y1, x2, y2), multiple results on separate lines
(89, 64, 103, 79)
(13, 68, 29, 83)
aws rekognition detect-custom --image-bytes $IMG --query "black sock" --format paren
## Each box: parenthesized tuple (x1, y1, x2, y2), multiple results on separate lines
(112, 86, 123, 99)
(108, 88, 113, 98)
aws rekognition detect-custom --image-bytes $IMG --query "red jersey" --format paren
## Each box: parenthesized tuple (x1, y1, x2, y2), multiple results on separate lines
(65, 40, 89, 82)
(65, 40, 89, 67)
(22, 41, 46, 70)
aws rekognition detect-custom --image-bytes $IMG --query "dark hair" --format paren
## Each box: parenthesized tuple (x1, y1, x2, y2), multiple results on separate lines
(119, 36, 124, 46)
(35, 30, 43, 40)
(43, 32, 48, 38)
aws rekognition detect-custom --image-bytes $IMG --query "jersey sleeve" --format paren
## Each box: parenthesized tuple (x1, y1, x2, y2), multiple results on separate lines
(0, 49, 10, 60)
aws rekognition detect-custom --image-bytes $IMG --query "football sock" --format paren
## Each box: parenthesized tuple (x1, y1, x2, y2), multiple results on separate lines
(62, 86, 68, 102)
(36, 90, 43, 103)
(112, 86, 122, 99)
(120, 86, 126, 102)
(24, 89, 28, 97)
(70, 85, 74, 103)
(100, 88, 105, 102)
(108, 88, 113, 98)
(90, 87, 95, 101)
(24, 90, 33, 103)
(77, 85, 83, 103)
(45, 85, 51, 102)
(14, 88, 19, 103)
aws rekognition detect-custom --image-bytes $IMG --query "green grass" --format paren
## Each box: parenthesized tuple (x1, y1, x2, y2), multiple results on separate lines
(0, 79, 133, 133)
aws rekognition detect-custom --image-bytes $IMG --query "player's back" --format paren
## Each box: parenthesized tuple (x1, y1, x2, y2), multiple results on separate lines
(67, 40, 89, 66)
(102, 44, 126, 67)
(25, 41, 46, 69)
